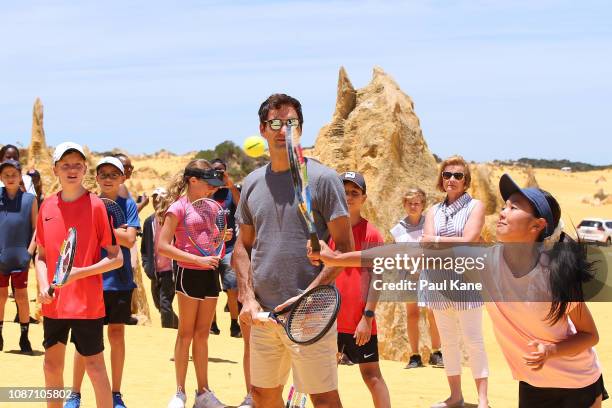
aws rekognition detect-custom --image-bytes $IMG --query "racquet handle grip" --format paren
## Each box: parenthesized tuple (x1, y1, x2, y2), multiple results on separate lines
(309, 234, 320, 252)
(47, 285, 56, 296)
(256, 312, 272, 321)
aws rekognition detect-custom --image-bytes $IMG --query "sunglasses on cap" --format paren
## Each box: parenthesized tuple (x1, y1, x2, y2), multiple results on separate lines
(265, 118, 300, 131)
(442, 171, 465, 181)
(184, 168, 225, 186)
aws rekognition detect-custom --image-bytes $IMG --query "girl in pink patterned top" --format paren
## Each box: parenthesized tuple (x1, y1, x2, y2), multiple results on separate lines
(156, 159, 229, 408)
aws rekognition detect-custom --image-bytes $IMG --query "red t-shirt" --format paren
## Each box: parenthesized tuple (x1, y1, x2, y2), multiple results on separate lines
(329, 218, 383, 335)
(36, 191, 113, 319)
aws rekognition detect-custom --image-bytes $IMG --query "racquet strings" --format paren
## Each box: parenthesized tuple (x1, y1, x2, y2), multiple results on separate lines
(101, 198, 127, 227)
(185, 199, 226, 255)
(287, 287, 338, 342)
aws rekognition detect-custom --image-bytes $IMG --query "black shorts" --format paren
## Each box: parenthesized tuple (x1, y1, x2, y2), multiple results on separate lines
(43, 317, 104, 357)
(519, 375, 608, 408)
(103, 289, 134, 324)
(337, 332, 379, 364)
(175, 266, 220, 300)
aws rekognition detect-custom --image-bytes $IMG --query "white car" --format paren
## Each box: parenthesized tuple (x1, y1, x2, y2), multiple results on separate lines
(577, 219, 612, 246)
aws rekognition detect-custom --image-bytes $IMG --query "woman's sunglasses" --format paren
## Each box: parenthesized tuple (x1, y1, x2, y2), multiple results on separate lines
(442, 171, 465, 181)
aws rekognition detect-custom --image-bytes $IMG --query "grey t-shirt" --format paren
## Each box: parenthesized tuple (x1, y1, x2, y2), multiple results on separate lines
(236, 159, 349, 311)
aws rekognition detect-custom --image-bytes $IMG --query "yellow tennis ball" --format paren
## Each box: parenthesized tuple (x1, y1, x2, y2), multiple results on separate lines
(243, 135, 266, 158)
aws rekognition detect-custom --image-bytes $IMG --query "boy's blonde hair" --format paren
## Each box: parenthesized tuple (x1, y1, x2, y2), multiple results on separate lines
(403, 187, 426, 206)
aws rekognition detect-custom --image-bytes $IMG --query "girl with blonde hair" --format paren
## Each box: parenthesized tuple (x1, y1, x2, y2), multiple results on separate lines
(157, 159, 228, 408)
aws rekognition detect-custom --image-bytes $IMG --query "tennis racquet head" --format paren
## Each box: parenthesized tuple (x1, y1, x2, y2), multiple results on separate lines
(100, 197, 129, 282)
(48, 227, 77, 296)
(259, 285, 340, 345)
(184, 198, 228, 257)
(286, 124, 321, 252)
(100, 197, 127, 228)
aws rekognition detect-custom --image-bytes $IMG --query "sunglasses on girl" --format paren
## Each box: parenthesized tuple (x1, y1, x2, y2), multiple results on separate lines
(442, 171, 465, 181)
(265, 118, 300, 130)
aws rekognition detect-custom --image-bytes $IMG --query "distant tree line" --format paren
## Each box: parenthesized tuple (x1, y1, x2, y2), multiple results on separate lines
(493, 158, 612, 172)
(194, 140, 268, 181)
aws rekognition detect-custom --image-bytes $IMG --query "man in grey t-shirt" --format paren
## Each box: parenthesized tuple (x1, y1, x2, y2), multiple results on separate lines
(233, 93, 352, 408)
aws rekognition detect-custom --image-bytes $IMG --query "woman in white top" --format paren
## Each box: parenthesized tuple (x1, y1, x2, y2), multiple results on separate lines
(390, 188, 443, 369)
(421, 156, 488, 408)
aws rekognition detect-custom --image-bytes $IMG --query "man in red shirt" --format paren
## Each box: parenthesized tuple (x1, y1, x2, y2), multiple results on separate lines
(329, 172, 391, 408)
(36, 142, 123, 408)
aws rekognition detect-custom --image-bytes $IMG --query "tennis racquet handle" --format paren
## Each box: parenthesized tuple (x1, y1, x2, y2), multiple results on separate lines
(309, 233, 321, 252)
(47, 285, 56, 296)
(256, 312, 273, 321)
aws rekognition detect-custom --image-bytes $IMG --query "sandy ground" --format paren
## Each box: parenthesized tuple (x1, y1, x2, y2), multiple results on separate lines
(1, 165, 611, 407)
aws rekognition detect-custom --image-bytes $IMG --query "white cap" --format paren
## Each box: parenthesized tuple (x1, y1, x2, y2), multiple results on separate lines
(152, 187, 168, 197)
(96, 156, 125, 174)
(53, 142, 86, 163)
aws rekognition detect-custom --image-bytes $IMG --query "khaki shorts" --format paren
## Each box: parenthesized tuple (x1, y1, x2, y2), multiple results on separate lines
(250, 321, 338, 395)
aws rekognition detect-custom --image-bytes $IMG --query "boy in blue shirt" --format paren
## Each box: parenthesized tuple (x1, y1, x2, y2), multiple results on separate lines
(65, 157, 140, 408)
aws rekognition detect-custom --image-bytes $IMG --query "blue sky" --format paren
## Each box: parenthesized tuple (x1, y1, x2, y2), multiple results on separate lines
(1, 1, 610, 164)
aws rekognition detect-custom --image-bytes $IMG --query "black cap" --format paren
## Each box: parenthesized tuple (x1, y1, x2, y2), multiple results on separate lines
(340, 171, 366, 193)
(184, 168, 225, 187)
(0, 159, 22, 173)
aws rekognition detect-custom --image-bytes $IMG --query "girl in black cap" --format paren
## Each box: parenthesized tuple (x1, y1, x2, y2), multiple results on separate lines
(156, 159, 228, 408)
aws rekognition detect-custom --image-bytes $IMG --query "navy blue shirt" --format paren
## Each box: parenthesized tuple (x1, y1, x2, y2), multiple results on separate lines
(0, 188, 35, 273)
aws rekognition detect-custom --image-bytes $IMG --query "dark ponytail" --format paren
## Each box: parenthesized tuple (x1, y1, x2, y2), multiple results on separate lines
(535, 191, 595, 324)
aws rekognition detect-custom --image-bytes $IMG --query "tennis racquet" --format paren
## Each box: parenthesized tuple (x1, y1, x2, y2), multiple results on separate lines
(48, 227, 77, 296)
(101, 197, 127, 228)
(257, 285, 340, 345)
(286, 124, 320, 252)
(183, 198, 228, 257)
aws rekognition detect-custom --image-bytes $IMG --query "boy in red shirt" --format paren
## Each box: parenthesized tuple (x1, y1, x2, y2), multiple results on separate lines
(329, 171, 391, 408)
(36, 142, 123, 408)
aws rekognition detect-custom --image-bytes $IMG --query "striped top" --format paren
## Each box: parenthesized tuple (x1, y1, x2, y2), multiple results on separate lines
(427, 192, 483, 310)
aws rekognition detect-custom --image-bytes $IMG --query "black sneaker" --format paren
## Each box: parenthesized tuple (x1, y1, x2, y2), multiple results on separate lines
(210, 321, 220, 335)
(14, 316, 39, 324)
(405, 354, 424, 369)
(19, 337, 33, 354)
(429, 350, 444, 368)
(230, 324, 242, 338)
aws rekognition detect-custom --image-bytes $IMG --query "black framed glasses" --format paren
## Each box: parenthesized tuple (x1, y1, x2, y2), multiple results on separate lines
(98, 172, 122, 180)
(265, 118, 300, 130)
(442, 171, 465, 181)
